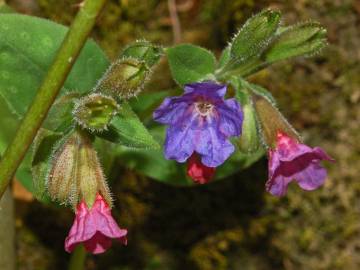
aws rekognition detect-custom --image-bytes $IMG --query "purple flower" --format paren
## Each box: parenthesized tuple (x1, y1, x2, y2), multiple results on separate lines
(266, 132, 334, 196)
(153, 82, 243, 173)
(65, 194, 127, 254)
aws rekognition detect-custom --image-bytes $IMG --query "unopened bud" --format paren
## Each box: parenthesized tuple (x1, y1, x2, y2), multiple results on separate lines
(265, 22, 327, 63)
(233, 80, 260, 153)
(253, 94, 300, 149)
(73, 93, 119, 131)
(47, 130, 112, 208)
(238, 102, 260, 153)
(95, 58, 150, 99)
(121, 40, 163, 67)
(230, 9, 281, 64)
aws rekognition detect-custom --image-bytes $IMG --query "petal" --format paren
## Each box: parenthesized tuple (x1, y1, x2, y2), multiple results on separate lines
(92, 196, 128, 240)
(195, 125, 235, 167)
(313, 147, 335, 162)
(294, 161, 328, 190)
(184, 82, 227, 97)
(84, 231, 112, 254)
(153, 97, 191, 125)
(164, 123, 195, 162)
(217, 98, 243, 137)
(65, 202, 97, 253)
(266, 174, 292, 197)
(187, 153, 216, 184)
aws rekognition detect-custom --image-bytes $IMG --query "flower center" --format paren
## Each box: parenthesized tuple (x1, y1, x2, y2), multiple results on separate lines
(195, 101, 214, 116)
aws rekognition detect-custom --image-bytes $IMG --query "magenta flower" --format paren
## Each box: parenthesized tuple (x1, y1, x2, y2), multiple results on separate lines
(65, 194, 127, 254)
(153, 82, 243, 182)
(187, 153, 216, 184)
(266, 132, 334, 196)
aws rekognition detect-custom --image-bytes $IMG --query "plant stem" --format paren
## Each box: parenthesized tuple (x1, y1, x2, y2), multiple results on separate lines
(0, 188, 15, 270)
(0, 0, 108, 199)
(68, 245, 87, 270)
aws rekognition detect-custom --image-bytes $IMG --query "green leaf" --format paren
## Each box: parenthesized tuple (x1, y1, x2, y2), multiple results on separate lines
(31, 128, 63, 200)
(43, 92, 79, 132)
(129, 90, 171, 120)
(230, 9, 281, 64)
(0, 99, 36, 196)
(0, 14, 109, 117)
(265, 22, 327, 63)
(218, 46, 231, 68)
(166, 44, 216, 85)
(97, 102, 159, 149)
(236, 78, 277, 105)
(116, 125, 264, 186)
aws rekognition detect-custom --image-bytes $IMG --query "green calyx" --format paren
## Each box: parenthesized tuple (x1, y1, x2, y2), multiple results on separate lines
(121, 40, 163, 67)
(265, 22, 327, 63)
(95, 58, 150, 99)
(47, 130, 112, 209)
(73, 93, 119, 132)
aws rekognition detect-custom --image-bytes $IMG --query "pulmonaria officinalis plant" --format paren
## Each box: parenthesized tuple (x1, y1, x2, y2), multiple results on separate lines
(0, 8, 333, 256)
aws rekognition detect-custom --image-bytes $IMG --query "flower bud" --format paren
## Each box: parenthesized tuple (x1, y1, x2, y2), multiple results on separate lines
(238, 103, 260, 153)
(235, 89, 260, 153)
(187, 153, 216, 184)
(95, 58, 150, 99)
(230, 9, 281, 64)
(121, 40, 163, 67)
(73, 93, 119, 131)
(253, 94, 300, 149)
(47, 130, 112, 208)
(265, 22, 327, 63)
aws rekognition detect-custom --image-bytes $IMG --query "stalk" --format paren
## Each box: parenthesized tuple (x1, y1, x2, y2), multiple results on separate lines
(0, 0, 108, 198)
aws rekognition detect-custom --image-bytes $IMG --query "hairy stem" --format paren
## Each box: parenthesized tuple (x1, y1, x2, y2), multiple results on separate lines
(68, 245, 87, 270)
(0, 0, 108, 199)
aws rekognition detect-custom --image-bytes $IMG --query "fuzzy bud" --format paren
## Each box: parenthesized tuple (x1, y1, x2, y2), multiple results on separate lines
(73, 93, 119, 131)
(265, 22, 327, 63)
(237, 101, 260, 153)
(95, 58, 150, 99)
(230, 9, 281, 64)
(47, 130, 112, 208)
(253, 94, 300, 149)
(121, 40, 163, 67)
(233, 79, 260, 153)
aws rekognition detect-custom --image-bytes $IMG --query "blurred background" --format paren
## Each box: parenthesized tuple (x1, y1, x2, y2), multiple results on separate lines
(2, 0, 360, 269)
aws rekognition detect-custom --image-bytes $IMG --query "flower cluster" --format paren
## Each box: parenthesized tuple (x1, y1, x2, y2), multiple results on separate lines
(59, 80, 334, 256)
(154, 81, 333, 197)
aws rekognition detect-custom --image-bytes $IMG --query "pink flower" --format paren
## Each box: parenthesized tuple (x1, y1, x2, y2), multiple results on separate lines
(65, 194, 127, 254)
(187, 153, 216, 184)
(266, 132, 334, 196)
